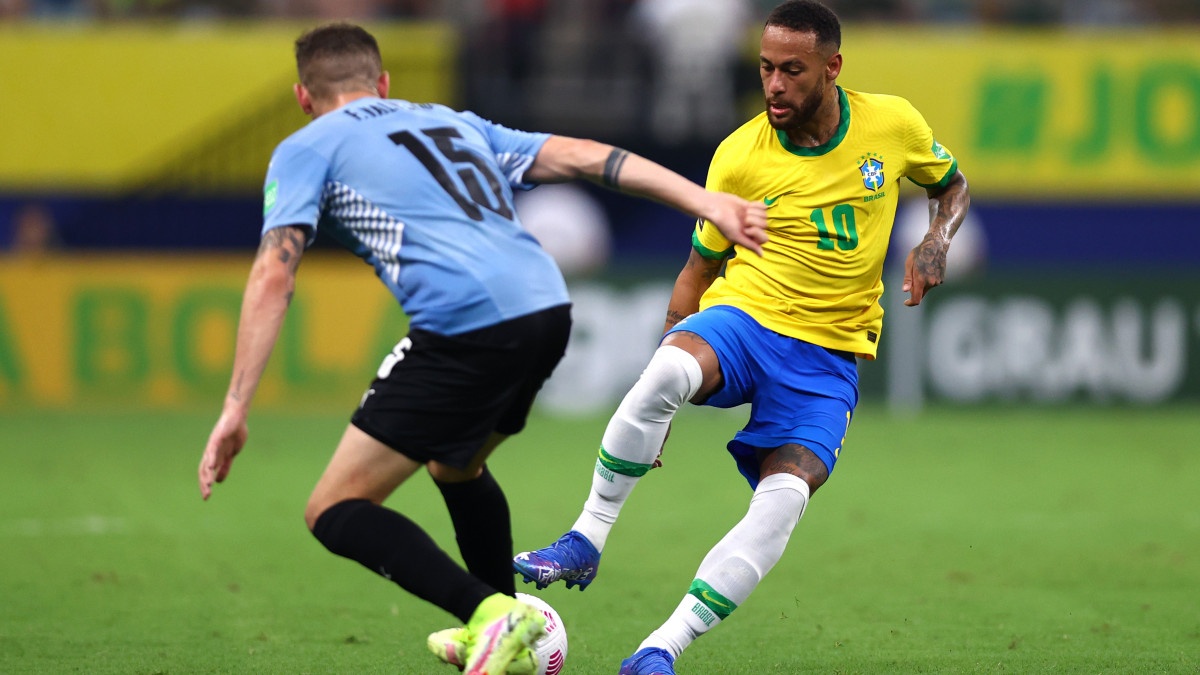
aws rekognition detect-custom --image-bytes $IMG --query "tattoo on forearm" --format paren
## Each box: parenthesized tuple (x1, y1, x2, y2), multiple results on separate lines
(602, 148, 630, 188)
(665, 310, 689, 329)
(230, 370, 245, 402)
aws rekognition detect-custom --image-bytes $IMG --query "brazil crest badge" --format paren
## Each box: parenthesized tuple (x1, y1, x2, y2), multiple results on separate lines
(859, 154, 884, 192)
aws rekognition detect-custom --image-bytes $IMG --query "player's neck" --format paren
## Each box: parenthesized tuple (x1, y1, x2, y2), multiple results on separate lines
(782, 87, 841, 148)
(311, 91, 383, 118)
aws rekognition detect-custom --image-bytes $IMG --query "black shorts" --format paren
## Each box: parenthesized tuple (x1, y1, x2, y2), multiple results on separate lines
(351, 304, 571, 469)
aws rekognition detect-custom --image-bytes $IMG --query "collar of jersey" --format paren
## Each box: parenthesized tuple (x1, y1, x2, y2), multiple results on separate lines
(775, 86, 849, 157)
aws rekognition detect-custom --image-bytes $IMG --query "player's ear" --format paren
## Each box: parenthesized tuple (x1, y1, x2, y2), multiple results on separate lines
(377, 71, 390, 99)
(294, 83, 315, 116)
(826, 51, 842, 81)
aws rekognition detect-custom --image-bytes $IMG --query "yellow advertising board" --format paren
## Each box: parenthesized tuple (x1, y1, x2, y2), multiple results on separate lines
(1, 24, 1195, 198)
(831, 28, 1200, 199)
(0, 255, 405, 410)
(0, 22, 456, 192)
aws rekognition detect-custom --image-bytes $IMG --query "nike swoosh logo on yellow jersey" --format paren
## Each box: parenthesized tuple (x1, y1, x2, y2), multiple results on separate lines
(764, 191, 792, 207)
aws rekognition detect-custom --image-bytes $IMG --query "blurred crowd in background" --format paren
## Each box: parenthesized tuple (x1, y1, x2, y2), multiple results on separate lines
(5, 0, 1198, 149)
(3, 0, 1200, 24)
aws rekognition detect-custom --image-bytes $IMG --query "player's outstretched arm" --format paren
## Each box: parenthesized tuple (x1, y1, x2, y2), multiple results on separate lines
(198, 225, 307, 500)
(904, 170, 970, 306)
(526, 136, 768, 256)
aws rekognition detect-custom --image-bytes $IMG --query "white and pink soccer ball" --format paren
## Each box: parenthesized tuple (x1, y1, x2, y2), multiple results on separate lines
(516, 592, 567, 675)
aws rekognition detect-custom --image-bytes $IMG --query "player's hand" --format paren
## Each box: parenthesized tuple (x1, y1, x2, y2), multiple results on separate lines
(702, 192, 768, 257)
(199, 407, 249, 500)
(903, 235, 949, 306)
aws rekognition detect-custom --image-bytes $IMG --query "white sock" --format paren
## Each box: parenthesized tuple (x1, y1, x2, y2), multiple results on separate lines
(571, 346, 702, 551)
(640, 474, 810, 658)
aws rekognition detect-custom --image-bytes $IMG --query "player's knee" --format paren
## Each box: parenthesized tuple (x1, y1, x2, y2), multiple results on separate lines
(304, 499, 325, 533)
(759, 444, 829, 494)
(753, 473, 811, 524)
(629, 345, 704, 413)
(305, 492, 342, 532)
(307, 498, 375, 555)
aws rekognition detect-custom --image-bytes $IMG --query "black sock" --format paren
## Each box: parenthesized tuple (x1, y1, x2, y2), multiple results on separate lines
(435, 466, 516, 597)
(311, 498, 493, 623)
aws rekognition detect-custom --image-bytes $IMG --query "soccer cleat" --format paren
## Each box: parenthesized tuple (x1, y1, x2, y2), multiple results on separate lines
(513, 530, 601, 591)
(618, 647, 676, 675)
(428, 627, 471, 669)
(462, 594, 546, 675)
(427, 626, 538, 674)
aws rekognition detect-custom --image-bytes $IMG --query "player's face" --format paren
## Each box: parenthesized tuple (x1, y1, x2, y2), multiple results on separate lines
(760, 26, 839, 131)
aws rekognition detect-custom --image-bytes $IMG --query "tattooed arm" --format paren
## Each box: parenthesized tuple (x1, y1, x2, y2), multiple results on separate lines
(199, 225, 308, 499)
(903, 170, 970, 307)
(664, 248, 727, 334)
(525, 136, 767, 256)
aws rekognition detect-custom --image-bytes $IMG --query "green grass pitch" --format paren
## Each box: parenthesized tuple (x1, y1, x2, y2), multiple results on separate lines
(1, 405, 1198, 674)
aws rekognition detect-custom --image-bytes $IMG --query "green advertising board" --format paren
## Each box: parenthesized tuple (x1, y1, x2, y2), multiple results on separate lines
(868, 271, 1200, 407)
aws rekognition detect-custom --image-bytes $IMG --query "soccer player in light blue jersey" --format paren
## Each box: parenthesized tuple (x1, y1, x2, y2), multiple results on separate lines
(196, 23, 766, 675)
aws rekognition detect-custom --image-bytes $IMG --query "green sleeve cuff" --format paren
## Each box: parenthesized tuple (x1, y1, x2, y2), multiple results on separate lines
(692, 229, 734, 260)
(908, 158, 959, 190)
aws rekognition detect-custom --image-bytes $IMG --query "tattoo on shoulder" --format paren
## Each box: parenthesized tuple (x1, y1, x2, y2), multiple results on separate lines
(602, 148, 630, 188)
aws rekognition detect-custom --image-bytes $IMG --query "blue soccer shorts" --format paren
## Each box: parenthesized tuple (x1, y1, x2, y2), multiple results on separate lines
(664, 305, 859, 489)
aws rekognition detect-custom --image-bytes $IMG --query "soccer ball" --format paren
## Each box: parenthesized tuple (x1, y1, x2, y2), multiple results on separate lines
(517, 592, 568, 675)
(514, 183, 612, 277)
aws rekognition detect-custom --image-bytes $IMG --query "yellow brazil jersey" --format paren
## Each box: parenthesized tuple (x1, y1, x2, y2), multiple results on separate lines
(693, 85, 958, 359)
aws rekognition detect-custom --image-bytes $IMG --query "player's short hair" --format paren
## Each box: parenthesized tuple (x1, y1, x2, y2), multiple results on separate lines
(294, 23, 383, 101)
(765, 0, 842, 53)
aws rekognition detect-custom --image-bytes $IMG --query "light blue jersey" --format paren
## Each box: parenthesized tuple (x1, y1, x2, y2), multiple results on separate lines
(262, 97, 569, 335)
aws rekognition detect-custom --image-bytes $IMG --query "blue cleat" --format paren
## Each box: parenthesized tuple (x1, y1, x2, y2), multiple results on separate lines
(619, 647, 675, 675)
(512, 530, 601, 591)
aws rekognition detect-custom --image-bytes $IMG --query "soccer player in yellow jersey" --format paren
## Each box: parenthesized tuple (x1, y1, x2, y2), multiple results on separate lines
(514, 2, 971, 673)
